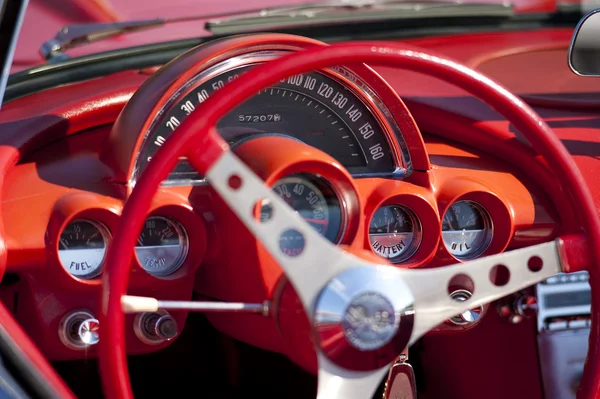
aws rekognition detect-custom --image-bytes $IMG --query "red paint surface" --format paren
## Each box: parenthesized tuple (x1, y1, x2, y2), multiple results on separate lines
(1, 28, 600, 399)
(12, 0, 563, 73)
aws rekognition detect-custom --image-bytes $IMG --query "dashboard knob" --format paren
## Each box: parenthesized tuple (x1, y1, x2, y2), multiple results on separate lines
(447, 290, 483, 326)
(497, 293, 537, 324)
(134, 311, 178, 344)
(154, 314, 177, 340)
(515, 295, 537, 318)
(78, 318, 100, 346)
(59, 310, 100, 349)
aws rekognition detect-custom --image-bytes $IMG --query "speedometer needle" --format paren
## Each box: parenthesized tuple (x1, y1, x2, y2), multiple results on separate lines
(304, 218, 329, 225)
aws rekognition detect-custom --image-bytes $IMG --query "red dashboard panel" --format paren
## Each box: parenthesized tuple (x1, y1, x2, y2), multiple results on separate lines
(0, 102, 557, 362)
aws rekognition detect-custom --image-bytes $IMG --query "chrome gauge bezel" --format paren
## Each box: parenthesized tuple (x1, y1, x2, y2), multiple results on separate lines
(132, 50, 412, 187)
(368, 204, 422, 263)
(289, 173, 346, 245)
(134, 216, 189, 277)
(58, 219, 111, 280)
(441, 200, 493, 260)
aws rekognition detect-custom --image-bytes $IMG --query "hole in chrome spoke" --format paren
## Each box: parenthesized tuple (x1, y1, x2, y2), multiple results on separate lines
(447, 273, 475, 296)
(527, 256, 543, 272)
(448, 289, 482, 325)
(490, 264, 510, 286)
(279, 229, 305, 256)
(258, 199, 273, 223)
(228, 174, 242, 190)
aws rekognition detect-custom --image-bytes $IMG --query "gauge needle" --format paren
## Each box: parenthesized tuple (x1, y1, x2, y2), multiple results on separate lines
(304, 218, 329, 226)
(86, 232, 99, 244)
(59, 238, 69, 249)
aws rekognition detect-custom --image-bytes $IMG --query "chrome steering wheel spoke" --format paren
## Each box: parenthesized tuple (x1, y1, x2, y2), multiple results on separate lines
(398, 240, 562, 342)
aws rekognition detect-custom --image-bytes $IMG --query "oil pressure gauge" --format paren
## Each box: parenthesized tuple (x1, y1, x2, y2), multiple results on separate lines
(368, 205, 421, 263)
(135, 216, 188, 276)
(58, 220, 110, 279)
(442, 201, 492, 259)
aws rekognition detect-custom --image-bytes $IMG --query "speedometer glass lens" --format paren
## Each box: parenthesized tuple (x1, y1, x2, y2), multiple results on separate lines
(58, 220, 109, 279)
(260, 174, 343, 253)
(368, 205, 420, 262)
(136, 59, 398, 184)
(135, 217, 188, 276)
(442, 201, 492, 259)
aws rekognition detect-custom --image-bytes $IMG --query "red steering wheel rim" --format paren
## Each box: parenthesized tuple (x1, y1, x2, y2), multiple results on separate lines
(99, 42, 600, 398)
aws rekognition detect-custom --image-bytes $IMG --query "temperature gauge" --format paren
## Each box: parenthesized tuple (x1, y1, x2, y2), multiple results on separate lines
(135, 217, 188, 276)
(58, 220, 110, 279)
(368, 205, 420, 263)
(442, 201, 492, 259)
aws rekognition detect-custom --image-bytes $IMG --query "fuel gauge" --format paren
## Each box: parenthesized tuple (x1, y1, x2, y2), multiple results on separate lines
(368, 205, 421, 263)
(58, 220, 110, 279)
(442, 201, 492, 259)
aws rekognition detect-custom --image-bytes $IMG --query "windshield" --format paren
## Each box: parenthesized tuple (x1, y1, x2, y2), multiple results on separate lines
(10, 0, 592, 73)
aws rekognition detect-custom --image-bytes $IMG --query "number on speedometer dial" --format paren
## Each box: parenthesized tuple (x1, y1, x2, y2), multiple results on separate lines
(260, 174, 343, 244)
(135, 62, 397, 184)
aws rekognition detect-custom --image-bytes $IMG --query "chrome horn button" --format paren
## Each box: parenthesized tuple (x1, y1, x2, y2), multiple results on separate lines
(314, 266, 415, 371)
(343, 292, 398, 351)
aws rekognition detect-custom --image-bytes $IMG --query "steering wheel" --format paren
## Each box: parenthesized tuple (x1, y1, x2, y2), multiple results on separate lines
(98, 42, 600, 398)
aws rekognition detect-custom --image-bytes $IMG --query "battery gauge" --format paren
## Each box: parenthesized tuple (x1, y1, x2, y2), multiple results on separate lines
(368, 205, 421, 263)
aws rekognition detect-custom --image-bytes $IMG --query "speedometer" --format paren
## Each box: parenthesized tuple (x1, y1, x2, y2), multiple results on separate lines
(134, 52, 399, 184)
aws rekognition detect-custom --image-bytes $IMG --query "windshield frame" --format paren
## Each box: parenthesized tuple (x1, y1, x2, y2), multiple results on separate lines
(3, 9, 582, 105)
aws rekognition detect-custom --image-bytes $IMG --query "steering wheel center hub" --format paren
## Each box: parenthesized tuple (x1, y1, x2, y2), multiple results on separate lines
(313, 266, 415, 371)
(342, 292, 398, 350)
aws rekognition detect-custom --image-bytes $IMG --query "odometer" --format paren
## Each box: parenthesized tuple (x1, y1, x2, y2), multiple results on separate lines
(135, 57, 397, 184)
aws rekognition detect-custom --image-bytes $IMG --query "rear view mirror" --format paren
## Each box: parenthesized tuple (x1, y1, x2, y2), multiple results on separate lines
(569, 9, 600, 76)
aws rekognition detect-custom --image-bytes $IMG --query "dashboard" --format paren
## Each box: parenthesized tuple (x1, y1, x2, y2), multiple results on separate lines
(2, 27, 600, 399)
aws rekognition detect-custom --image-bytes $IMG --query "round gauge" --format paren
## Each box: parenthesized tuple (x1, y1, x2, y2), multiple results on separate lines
(260, 174, 343, 245)
(58, 220, 110, 279)
(135, 217, 188, 276)
(442, 201, 492, 259)
(368, 205, 421, 263)
(135, 57, 398, 184)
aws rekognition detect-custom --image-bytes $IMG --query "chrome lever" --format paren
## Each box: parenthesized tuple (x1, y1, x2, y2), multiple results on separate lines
(121, 295, 271, 316)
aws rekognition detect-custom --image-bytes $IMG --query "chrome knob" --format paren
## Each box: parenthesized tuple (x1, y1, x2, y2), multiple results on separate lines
(154, 314, 177, 340)
(78, 318, 100, 346)
(59, 310, 100, 349)
(515, 295, 537, 318)
(134, 311, 178, 344)
(497, 293, 537, 324)
(448, 290, 483, 326)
